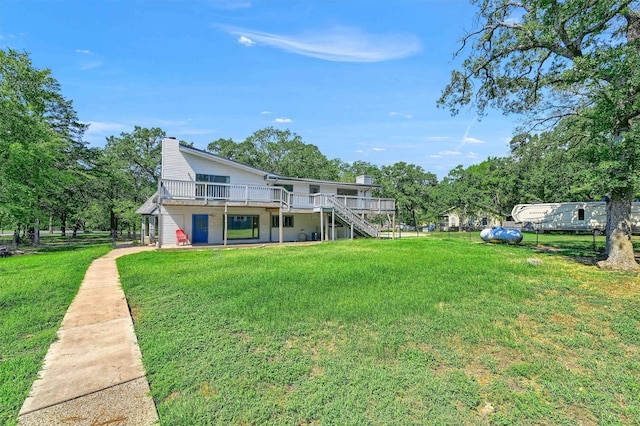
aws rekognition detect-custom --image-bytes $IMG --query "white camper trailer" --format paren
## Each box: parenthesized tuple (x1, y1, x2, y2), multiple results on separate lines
(511, 202, 640, 233)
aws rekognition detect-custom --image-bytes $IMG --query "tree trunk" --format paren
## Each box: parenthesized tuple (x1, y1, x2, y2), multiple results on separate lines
(61, 212, 67, 237)
(598, 188, 639, 270)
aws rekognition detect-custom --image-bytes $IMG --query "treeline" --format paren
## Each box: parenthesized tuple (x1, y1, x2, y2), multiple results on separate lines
(1, 48, 604, 239)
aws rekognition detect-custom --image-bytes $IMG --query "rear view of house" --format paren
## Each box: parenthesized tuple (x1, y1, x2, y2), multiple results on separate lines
(137, 138, 396, 247)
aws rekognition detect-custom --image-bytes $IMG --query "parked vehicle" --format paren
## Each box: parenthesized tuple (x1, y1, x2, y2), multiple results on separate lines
(510, 201, 640, 233)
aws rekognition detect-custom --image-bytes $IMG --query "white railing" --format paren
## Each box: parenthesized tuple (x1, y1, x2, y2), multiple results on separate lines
(325, 197, 379, 238)
(159, 180, 395, 213)
(160, 180, 286, 205)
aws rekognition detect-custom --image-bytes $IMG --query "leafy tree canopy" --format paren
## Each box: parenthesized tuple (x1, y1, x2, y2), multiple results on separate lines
(207, 127, 341, 181)
(439, 0, 640, 269)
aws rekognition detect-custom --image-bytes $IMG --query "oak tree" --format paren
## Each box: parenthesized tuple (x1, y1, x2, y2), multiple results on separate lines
(439, 0, 640, 270)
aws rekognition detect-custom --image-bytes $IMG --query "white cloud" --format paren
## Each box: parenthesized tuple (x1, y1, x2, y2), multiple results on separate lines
(462, 137, 485, 144)
(76, 49, 92, 54)
(439, 150, 461, 156)
(85, 121, 128, 134)
(261, 111, 272, 115)
(429, 154, 443, 158)
(274, 117, 292, 123)
(217, 25, 421, 62)
(238, 36, 255, 47)
(371, 147, 386, 152)
(83, 121, 129, 144)
(467, 151, 479, 158)
(388, 112, 413, 119)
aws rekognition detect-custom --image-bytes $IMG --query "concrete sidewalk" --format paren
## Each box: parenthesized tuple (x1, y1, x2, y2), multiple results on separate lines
(18, 246, 159, 426)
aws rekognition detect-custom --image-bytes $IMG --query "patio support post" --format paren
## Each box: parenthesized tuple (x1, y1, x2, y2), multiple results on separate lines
(150, 216, 155, 244)
(350, 222, 354, 240)
(320, 210, 324, 242)
(331, 208, 335, 241)
(156, 178, 163, 248)
(224, 203, 228, 246)
(140, 217, 145, 245)
(278, 207, 283, 244)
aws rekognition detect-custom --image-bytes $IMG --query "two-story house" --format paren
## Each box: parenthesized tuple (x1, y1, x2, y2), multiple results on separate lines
(137, 138, 396, 247)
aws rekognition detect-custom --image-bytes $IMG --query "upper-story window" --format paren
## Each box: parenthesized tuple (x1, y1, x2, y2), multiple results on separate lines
(195, 174, 230, 199)
(274, 183, 294, 192)
(196, 174, 229, 183)
(337, 188, 358, 197)
(578, 208, 585, 221)
(309, 184, 320, 194)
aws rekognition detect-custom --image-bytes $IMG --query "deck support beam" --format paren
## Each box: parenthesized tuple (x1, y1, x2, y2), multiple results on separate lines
(223, 203, 228, 247)
(278, 207, 283, 244)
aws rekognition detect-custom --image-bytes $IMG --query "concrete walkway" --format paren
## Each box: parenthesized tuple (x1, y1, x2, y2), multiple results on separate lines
(18, 246, 158, 426)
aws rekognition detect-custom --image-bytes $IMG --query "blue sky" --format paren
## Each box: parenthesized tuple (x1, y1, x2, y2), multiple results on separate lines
(1, 0, 519, 178)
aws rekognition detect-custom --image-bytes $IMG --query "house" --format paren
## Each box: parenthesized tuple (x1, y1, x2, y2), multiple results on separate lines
(438, 206, 503, 231)
(137, 138, 396, 247)
(511, 201, 640, 233)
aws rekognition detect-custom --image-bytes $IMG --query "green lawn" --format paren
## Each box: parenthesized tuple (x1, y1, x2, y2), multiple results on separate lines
(0, 245, 112, 425)
(118, 238, 640, 425)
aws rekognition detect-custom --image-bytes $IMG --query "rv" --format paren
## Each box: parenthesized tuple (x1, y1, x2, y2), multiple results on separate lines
(510, 202, 640, 233)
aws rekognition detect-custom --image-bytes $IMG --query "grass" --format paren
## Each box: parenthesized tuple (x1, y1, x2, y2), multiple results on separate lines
(118, 238, 640, 425)
(0, 245, 112, 425)
(0, 231, 137, 253)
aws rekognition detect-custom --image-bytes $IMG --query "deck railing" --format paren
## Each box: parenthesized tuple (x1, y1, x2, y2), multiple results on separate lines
(159, 179, 395, 213)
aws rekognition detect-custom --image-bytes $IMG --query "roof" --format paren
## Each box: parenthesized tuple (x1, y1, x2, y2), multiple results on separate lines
(135, 192, 159, 215)
(178, 142, 378, 189)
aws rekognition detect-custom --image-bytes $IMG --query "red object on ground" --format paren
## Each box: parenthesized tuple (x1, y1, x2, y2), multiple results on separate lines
(176, 229, 189, 245)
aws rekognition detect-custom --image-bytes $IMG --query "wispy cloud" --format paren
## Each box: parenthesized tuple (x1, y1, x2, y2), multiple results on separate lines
(85, 121, 128, 134)
(238, 36, 255, 47)
(79, 61, 103, 70)
(462, 137, 484, 144)
(217, 25, 421, 62)
(76, 49, 92, 54)
(456, 116, 485, 149)
(424, 136, 453, 142)
(371, 147, 386, 152)
(439, 150, 461, 156)
(84, 121, 129, 143)
(260, 111, 272, 115)
(274, 117, 292, 123)
(388, 111, 414, 119)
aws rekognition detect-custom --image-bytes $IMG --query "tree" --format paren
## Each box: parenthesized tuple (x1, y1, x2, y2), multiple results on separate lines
(103, 126, 164, 237)
(508, 120, 601, 204)
(378, 162, 438, 228)
(0, 48, 89, 242)
(207, 127, 341, 180)
(439, 1, 640, 270)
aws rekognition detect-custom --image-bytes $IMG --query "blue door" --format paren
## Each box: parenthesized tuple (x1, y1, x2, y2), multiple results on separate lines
(192, 214, 208, 244)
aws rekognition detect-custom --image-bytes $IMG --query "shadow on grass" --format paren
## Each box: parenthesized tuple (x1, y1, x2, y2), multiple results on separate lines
(518, 233, 640, 266)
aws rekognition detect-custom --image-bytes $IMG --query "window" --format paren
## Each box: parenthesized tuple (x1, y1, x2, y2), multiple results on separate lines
(337, 188, 358, 197)
(578, 208, 585, 221)
(274, 183, 294, 192)
(227, 215, 259, 239)
(271, 215, 294, 228)
(309, 185, 320, 194)
(196, 174, 230, 199)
